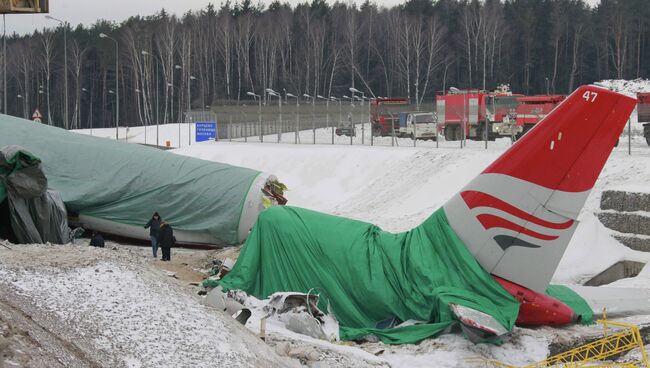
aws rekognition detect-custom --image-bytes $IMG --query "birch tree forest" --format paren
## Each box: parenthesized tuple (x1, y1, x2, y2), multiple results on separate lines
(1, 0, 648, 129)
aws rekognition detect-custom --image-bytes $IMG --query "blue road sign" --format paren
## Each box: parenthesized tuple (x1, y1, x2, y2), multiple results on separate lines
(196, 122, 217, 142)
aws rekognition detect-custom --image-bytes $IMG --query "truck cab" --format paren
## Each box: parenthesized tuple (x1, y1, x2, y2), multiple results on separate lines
(370, 98, 410, 136)
(514, 95, 566, 139)
(399, 112, 437, 140)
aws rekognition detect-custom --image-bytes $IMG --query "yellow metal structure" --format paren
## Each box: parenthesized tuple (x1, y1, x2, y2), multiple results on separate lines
(468, 310, 649, 368)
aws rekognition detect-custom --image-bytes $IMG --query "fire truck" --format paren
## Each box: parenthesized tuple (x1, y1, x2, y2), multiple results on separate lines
(435, 85, 522, 141)
(637, 92, 650, 146)
(515, 95, 566, 138)
(370, 97, 410, 136)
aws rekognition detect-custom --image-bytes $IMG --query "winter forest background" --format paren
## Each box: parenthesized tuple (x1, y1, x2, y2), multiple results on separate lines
(2, 0, 647, 130)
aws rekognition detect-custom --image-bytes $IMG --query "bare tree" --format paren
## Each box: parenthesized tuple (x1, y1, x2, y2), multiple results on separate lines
(40, 31, 55, 125)
(608, 4, 628, 79)
(69, 39, 87, 130)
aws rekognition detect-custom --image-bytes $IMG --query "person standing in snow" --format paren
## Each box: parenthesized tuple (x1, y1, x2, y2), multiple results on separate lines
(89, 231, 105, 248)
(158, 221, 174, 261)
(144, 212, 161, 258)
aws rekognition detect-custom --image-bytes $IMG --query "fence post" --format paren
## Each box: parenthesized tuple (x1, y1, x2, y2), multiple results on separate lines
(628, 118, 631, 155)
(361, 104, 365, 145)
(413, 118, 416, 147)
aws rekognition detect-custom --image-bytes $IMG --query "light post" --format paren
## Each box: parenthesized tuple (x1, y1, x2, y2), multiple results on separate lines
(350, 88, 366, 144)
(349, 87, 365, 103)
(169, 64, 182, 146)
(266, 88, 282, 143)
(99, 32, 118, 140)
(135, 88, 146, 144)
(46, 16, 68, 130)
(545, 77, 550, 95)
(286, 93, 299, 144)
(303, 94, 316, 144)
(188, 75, 197, 146)
(343, 95, 355, 145)
(3, 14, 6, 115)
(317, 95, 329, 145)
(82, 87, 93, 136)
(167, 82, 182, 147)
(331, 96, 342, 144)
(108, 89, 117, 136)
(141, 50, 163, 148)
(38, 85, 44, 112)
(16, 94, 24, 118)
(247, 91, 262, 142)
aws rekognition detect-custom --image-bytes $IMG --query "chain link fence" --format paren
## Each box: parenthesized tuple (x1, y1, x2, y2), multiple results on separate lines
(190, 99, 466, 148)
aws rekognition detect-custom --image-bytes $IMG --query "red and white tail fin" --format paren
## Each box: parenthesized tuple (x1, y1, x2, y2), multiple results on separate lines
(444, 85, 636, 292)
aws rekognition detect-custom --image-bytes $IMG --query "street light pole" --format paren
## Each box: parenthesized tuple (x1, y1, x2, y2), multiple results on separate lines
(135, 88, 146, 144)
(286, 93, 299, 144)
(3, 14, 6, 115)
(108, 89, 116, 130)
(343, 95, 354, 145)
(318, 95, 329, 145)
(266, 89, 282, 143)
(17, 94, 23, 118)
(189, 75, 196, 146)
(100, 33, 118, 140)
(167, 82, 182, 147)
(247, 91, 262, 142)
(46, 16, 69, 129)
(350, 87, 367, 145)
(303, 94, 316, 144)
(141, 50, 164, 148)
(331, 96, 341, 145)
(171, 65, 182, 147)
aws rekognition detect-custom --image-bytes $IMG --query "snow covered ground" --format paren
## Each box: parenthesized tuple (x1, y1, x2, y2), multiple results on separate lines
(173, 132, 648, 366)
(37, 80, 650, 366)
(0, 243, 300, 368)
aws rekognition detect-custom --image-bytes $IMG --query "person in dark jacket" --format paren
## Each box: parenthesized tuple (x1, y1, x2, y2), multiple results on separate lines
(158, 221, 174, 261)
(144, 212, 161, 258)
(89, 231, 105, 248)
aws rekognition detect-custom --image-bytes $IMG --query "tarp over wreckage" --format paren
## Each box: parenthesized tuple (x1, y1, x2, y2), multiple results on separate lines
(0, 115, 262, 246)
(219, 206, 522, 344)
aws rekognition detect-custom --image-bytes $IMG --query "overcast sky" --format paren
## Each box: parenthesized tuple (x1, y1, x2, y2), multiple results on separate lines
(3, 0, 601, 36)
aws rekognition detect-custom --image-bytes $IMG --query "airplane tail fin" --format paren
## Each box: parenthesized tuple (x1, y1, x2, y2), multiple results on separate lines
(443, 85, 636, 292)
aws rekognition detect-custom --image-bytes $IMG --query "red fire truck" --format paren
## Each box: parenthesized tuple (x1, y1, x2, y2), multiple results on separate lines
(370, 97, 410, 136)
(637, 92, 650, 146)
(435, 85, 523, 141)
(515, 95, 566, 138)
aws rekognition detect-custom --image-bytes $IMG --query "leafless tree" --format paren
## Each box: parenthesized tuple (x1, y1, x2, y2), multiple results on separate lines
(69, 39, 87, 130)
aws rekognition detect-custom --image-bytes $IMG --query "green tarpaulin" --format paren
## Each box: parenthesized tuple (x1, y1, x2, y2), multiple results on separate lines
(220, 206, 522, 344)
(546, 285, 594, 325)
(0, 148, 40, 202)
(0, 116, 261, 245)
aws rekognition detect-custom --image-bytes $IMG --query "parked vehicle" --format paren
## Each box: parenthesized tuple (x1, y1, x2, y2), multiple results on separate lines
(370, 97, 410, 136)
(435, 85, 523, 141)
(335, 113, 356, 137)
(637, 92, 650, 146)
(335, 123, 356, 137)
(515, 95, 566, 139)
(398, 112, 437, 140)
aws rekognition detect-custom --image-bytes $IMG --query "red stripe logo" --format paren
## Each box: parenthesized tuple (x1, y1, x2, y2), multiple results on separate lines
(460, 190, 574, 249)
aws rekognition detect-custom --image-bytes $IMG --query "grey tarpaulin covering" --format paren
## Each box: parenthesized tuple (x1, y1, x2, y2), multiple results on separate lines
(0, 145, 70, 243)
